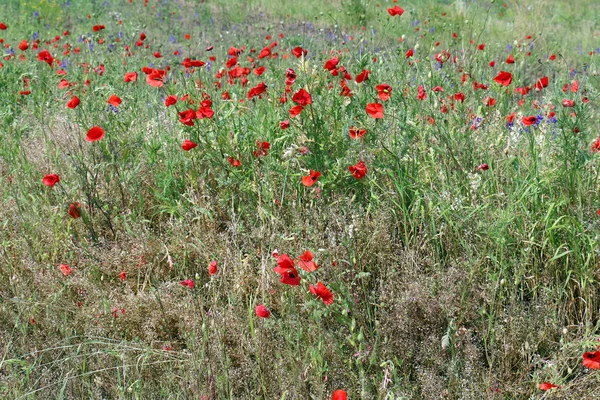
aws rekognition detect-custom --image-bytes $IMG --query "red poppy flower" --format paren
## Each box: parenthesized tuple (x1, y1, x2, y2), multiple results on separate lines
(571, 80, 579, 92)
(37, 50, 54, 67)
(349, 160, 367, 179)
(274, 254, 295, 271)
(291, 46, 307, 58)
(505, 54, 515, 64)
(86, 126, 105, 142)
(253, 141, 270, 157)
(178, 109, 197, 126)
(515, 86, 531, 96)
(454, 92, 465, 102)
(309, 282, 334, 305)
(258, 46, 271, 59)
(292, 88, 312, 106)
(417, 85, 427, 100)
(521, 116, 537, 126)
(196, 105, 214, 119)
(279, 267, 301, 286)
(591, 136, 600, 153)
(534, 76, 549, 91)
(484, 97, 496, 106)
(255, 305, 271, 318)
(366, 103, 384, 119)
(180, 279, 195, 288)
(67, 96, 80, 109)
(181, 58, 205, 68)
(164, 95, 177, 107)
(324, 57, 339, 71)
(227, 157, 241, 167)
(107, 95, 122, 107)
(119, 271, 127, 281)
(0, 23, 7, 30)
(489, 61, 496, 67)
(301, 170, 321, 187)
(68, 202, 82, 219)
(539, 382, 560, 391)
(42, 174, 60, 187)
(124, 72, 137, 82)
(355, 69, 370, 83)
(405, 48, 414, 58)
(92, 25, 105, 32)
(332, 390, 347, 400)
(208, 260, 218, 275)
(375, 84, 392, 101)
(493, 71, 512, 86)
(181, 140, 198, 151)
(18, 40, 28, 51)
(562, 99, 575, 107)
(280, 120, 290, 129)
(349, 126, 366, 139)
(59, 264, 72, 276)
(146, 70, 166, 87)
(583, 351, 600, 369)
(387, 6, 404, 16)
(247, 82, 267, 99)
(289, 105, 304, 118)
(297, 251, 318, 272)
(476, 163, 489, 171)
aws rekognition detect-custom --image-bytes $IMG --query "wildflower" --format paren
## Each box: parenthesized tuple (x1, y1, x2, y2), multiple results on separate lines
(309, 282, 334, 305)
(107, 95, 122, 107)
(255, 305, 271, 318)
(164, 95, 177, 107)
(349, 126, 366, 139)
(366, 103, 384, 119)
(493, 71, 512, 86)
(297, 250, 318, 272)
(253, 141, 270, 157)
(180, 279, 195, 288)
(539, 382, 560, 391)
(208, 260, 218, 275)
(348, 160, 368, 179)
(324, 57, 339, 71)
(355, 69, 369, 83)
(292, 88, 312, 106)
(375, 84, 392, 101)
(123, 72, 137, 82)
(534, 76, 549, 91)
(42, 174, 60, 187)
(291, 46, 307, 58)
(562, 99, 575, 107)
(228, 157, 241, 167)
(59, 263, 73, 276)
(591, 136, 600, 153)
(387, 6, 404, 16)
(583, 351, 600, 369)
(301, 170, 321, 187)
(67, 96, 80, 109)
(181, 140, 198, 151)
(68, 202, 82, 218)
(86, 126, 105, 142)
(521, 116, 538, 126)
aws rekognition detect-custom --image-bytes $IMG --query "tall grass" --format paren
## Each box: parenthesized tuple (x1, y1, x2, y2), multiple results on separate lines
(1, 0, 600, 398)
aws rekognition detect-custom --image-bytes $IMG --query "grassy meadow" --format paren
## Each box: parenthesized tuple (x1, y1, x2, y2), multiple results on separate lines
(1, 0, 600, 398)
